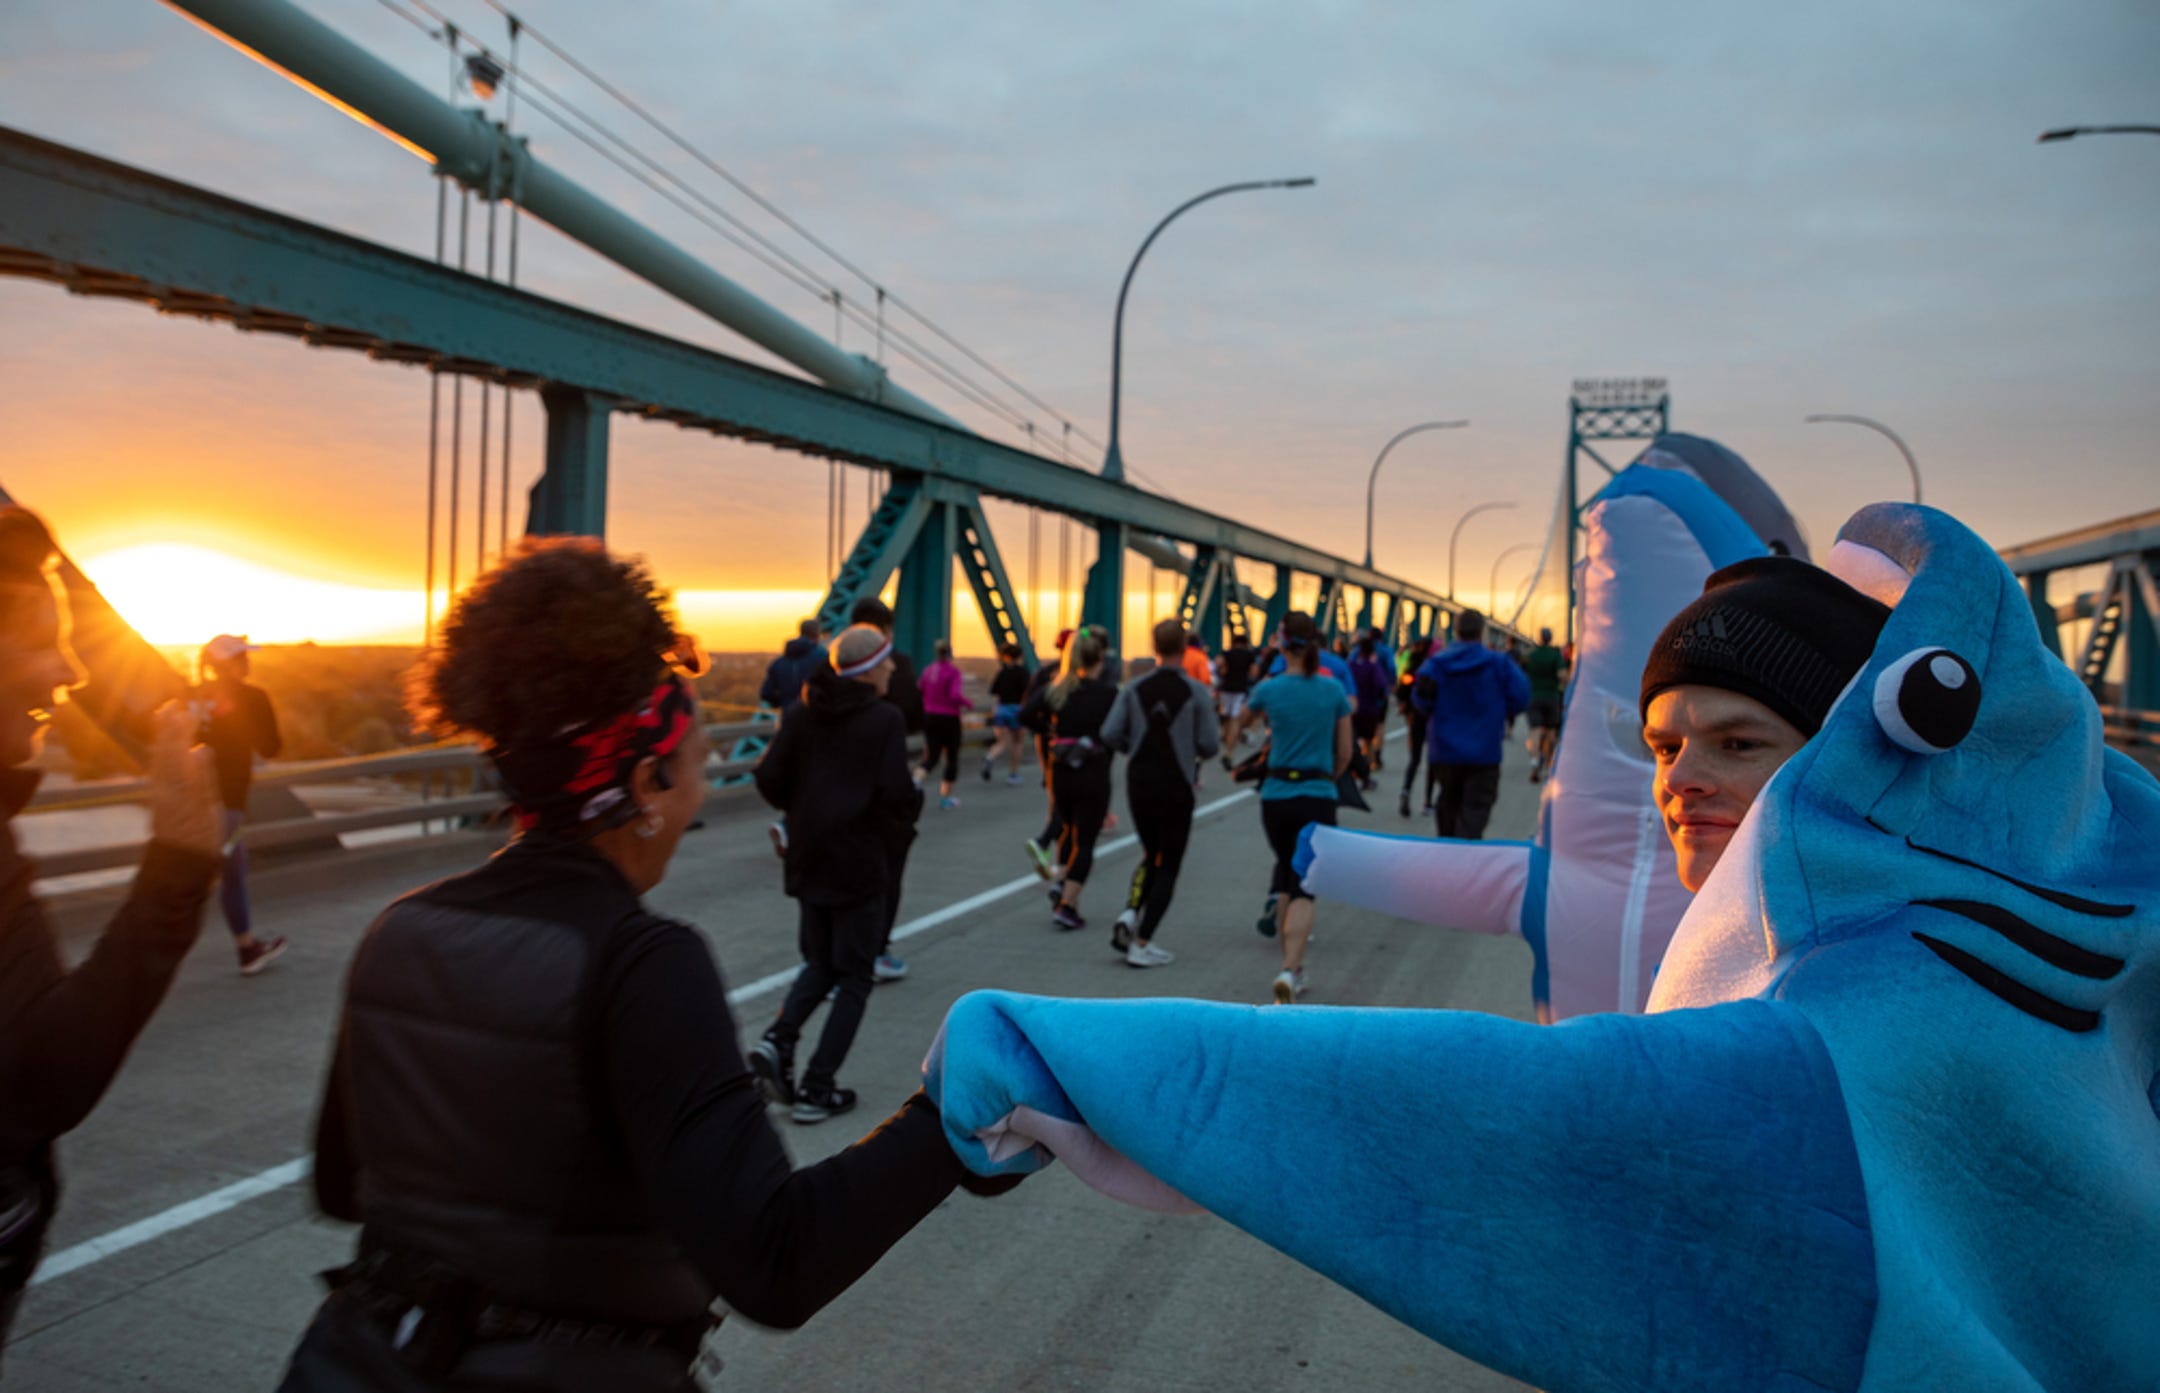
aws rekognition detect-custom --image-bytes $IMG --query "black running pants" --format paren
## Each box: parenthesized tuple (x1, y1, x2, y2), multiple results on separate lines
(1261, 795, 1337, 899)
(1052, 763, 1112, 885)
(922, 713, 963, 783)
(771, 897, 884, 1089)
(1432, 762, 1500, 840)
(1123, 774, 1195, 940)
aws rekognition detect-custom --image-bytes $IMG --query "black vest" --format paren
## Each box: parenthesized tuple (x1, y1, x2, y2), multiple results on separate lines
(339, 840, 710, 1325)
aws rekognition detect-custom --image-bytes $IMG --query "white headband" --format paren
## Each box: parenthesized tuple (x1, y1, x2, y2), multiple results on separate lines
(835, 638, 894, 678)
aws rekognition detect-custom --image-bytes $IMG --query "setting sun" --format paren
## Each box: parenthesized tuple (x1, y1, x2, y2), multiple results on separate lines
(76, 543, 421, 647)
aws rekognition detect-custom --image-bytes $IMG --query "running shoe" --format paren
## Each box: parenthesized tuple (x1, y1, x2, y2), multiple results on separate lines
(747, 1038, 795, 1108)
(1024, 838, 1054, 880)
(1051, 904, 1086, 932)
(1110, 910, 1138, 954)
(981, 758, 995, 782)
(1047, 882, 1066, 910)
(1271, 968, 1306, 1005)
(791, 1082, 857, 1125)
(1398, 791, 1411, 819)
(1126, 942, 1175, 969)
(874, 953, 909, 983)
(768, 821, 789, 860)
(940, 795, 961, 811)
(1005, 772, 1026, 786)
(1255, 896, 1280, 938)
(237, 936, 287, 976)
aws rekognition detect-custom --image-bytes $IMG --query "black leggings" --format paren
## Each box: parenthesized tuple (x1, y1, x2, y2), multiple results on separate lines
(1124, 774, 1195, 940)
(769, 897, 883, 1088)
(1261, 796, 1337, 899)
(1401, 709, 1437, 802)
(923, 713, 963, 783)
(1433, 762, 1501, 840)
(1035, 733, 1064, 847)
(1052, 762, 1112, 884)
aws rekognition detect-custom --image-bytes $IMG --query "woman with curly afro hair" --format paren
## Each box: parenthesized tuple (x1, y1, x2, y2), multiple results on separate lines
(282, 538, 1015, 1393)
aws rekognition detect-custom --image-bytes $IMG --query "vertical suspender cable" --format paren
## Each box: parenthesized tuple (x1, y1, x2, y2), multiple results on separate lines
(1027, 508, 1038, 643)
(449, 186, 469, 600)
(476, 136, 498, 572)
(424, 165, 446, 648)
(499, 13, 521, 558)
(825, 462, 836, 579)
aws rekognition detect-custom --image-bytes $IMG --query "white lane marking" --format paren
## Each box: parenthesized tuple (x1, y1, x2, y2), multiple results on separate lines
(33, 786, 1259, 1287)
(32, 1158, 311, 1286)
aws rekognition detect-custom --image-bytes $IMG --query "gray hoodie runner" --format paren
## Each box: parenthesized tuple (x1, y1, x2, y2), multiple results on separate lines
(1101, 668, 1222, 787)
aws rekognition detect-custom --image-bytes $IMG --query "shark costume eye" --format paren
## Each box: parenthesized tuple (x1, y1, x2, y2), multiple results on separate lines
(1873, 647, 1981, 754)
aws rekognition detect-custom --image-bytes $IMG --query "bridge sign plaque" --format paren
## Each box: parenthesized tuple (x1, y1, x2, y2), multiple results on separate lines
(1571, 377, 1668, 407)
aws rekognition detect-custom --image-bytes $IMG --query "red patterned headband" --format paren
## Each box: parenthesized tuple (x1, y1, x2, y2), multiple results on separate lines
(488, 677, 697, 835)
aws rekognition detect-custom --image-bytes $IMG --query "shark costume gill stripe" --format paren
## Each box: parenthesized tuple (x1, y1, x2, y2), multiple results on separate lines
(925, 502, 2159, 1392)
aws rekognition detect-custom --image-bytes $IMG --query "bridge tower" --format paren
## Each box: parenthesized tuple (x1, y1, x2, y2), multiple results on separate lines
(1562, 379, 1669, 644)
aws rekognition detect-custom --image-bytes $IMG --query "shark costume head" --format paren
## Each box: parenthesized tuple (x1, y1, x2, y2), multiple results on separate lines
(927, 502, 2159, 1392)
(1296, 438, 1794, 1018)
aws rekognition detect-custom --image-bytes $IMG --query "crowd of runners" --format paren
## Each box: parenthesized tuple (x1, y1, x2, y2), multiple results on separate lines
(22, 502, 2099, 1393)
(745, 598, 1574, 1035)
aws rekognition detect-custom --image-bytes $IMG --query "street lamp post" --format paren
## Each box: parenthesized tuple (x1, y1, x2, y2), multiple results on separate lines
(1102, 177, 1316, 483)
(1804, 413, 1922, 505)
(1488, 541, 1540, 619)
(1448, 500, 1517, 606)
(1363, 419, 1468, 569)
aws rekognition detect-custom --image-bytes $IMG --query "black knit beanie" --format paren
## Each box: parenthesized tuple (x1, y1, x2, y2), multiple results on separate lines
(1640, 557, 1892, 736)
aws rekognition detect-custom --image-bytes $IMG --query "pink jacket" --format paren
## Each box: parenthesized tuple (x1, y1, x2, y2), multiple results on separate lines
(921, 659, 973, 717)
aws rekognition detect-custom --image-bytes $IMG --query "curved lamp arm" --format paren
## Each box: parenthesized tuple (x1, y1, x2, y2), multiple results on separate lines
(1103, 177, 1315, 481)
(1363, 419, 1468, 568)
(1804, 413, 1921, 505)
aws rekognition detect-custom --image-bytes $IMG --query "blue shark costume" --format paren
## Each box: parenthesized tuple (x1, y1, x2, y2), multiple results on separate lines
(1297, 438, 1793, 1019)
(926, 503, 2158, 1391)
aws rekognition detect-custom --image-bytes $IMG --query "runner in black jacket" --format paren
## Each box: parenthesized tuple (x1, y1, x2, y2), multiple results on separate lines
(1044, 630, 1118, 933)
(752, 627, 921, 1121)
(283, 542, 1010, 1393)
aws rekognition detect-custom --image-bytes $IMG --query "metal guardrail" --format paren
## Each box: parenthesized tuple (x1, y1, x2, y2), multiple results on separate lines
(2101, 705, 2159, 748)
(27, 718, 994, 880)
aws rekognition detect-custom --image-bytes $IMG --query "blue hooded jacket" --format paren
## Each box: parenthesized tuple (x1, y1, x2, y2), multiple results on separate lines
(1413, 641, 1529, 764)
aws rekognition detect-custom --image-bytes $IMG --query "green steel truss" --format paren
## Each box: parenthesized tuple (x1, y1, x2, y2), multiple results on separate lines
(1999, 509, 2160, 718)
(811, 476, 1038, 667)
(0, 126, 1525, 666)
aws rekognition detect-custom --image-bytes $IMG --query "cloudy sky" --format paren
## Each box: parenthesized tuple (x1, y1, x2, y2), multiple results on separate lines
(1, 0, 2154, 647)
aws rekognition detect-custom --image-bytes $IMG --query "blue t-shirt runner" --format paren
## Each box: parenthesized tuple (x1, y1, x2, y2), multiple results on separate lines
(1265, 648, 1356, 696)
(1248, 672, 1352, 801)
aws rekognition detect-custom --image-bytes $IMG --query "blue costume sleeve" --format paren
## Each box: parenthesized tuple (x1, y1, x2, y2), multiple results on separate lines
(927, 991, 1875, 1393)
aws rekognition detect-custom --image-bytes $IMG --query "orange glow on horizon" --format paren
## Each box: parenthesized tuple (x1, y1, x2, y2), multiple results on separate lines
(72, 541, 1273, 657)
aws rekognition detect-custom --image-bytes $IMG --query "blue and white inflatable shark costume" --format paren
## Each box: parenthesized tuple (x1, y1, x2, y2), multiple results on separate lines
(1298, 434, 1806, 1019)
(927, 502, 2158, 1391)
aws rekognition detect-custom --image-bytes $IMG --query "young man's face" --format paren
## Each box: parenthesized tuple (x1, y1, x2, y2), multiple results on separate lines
(1642, 684, 1807, 892)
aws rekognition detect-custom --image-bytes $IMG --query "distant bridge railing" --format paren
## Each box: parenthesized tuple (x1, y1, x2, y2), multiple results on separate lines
(25, 718, 993, 881)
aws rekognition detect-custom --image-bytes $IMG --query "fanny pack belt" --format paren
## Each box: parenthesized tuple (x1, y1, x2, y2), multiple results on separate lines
(1270, 767, 1336, 784)
(328, 1248, 717, 1373)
